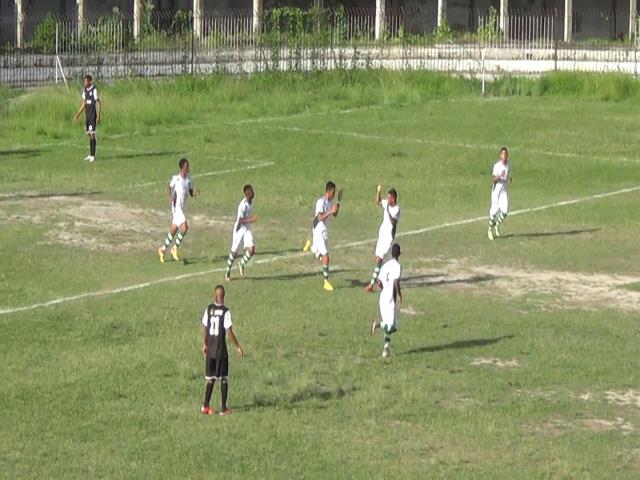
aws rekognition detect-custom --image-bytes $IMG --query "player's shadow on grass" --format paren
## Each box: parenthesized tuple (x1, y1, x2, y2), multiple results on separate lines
(235, 384, 360, 412)
(403, 335, 514, 356)
(248, 268, 350, 281)
(0, 148, 44, 159)
(105, 150, 180, 160)
(347, 273, 495, 289)
(0, 191, 103, 201)
(502, 228, 599, 239)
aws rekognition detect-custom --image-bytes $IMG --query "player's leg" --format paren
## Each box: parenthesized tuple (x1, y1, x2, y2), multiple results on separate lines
(380, 303, 397, 357)
(238, 231, 255, 278)
(171, 220, 189, 261)
(219, 356, 231, 415)
(226, 230, 243, 281)
(201, 359, 216, 415)
(89, 131, 96, 161)
(488, 191, 500, 240)
(366, 256, 383, 292)
(494, 193, 509, 237)
(158, 223, 179, 263)
(321, 253, 333, 290)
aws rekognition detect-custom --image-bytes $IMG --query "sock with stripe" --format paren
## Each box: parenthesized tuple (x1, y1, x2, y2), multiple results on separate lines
(240, 250, 253, 266)
(226, 252, 235, 275)
(175, 230, 187, 247)
(161, 232, 173, 252)
(322, 265, 329, 280)
(496, 212, 507, 225)
(369, 264, 382, 286)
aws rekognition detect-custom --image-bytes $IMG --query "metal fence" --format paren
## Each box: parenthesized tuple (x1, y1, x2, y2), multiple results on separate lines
(1, 7, 639, 88)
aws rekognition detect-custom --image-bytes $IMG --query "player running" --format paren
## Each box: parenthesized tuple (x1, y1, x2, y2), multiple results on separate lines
(303, 181, 341, 291)
(200, 285, 244, 416)
(488, 147, 512, 240)
(74, 74, 101, 162)
(365, 184, 400, 292)
(371, 243, 402, 358)
(225, 185, 257, 281)
(158, 158, 198, 263)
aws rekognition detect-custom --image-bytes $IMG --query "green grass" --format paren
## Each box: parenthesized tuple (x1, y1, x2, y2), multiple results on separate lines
(1, 71, 640, 478)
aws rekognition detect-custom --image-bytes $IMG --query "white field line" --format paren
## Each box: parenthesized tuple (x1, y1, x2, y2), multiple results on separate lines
(265, 125, 640, 165)
(1, 185, 638, 317)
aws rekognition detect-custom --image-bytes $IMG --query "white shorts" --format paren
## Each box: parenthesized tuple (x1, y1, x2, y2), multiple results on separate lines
(379, 301, 398, 330)
(489, 189, 509, 217)
(171, 207, 187, 227)
(375, 234, 393, 260)
(311, 227, 328, 257)
(231, 226, 254, 254)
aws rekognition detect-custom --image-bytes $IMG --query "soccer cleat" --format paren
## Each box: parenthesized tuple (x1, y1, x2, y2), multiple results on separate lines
(158, 247, 165, 263)
(494, 224, 501, 238)
(365, 284, 374, 293)
(170, 245, 179, 261)
(382, 348, 391, 358)
(219, 408, 232, 416)
(224, 272, 231, 282)
(487, 227, 494, 241)
(200, 406, 214, 415)
(302, 239, 311, 253)
(84, 155, 92, 161)
(323, 280, 334, 291)
(238, 262, 245, 278)
(88, 156, 95, 163)
(370, 318, 378, 336)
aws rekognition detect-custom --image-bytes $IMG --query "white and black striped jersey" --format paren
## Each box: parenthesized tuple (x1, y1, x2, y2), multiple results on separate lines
(201, 303, 232, 359)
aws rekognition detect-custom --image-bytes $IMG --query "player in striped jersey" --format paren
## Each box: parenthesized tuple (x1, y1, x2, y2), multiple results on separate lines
(225, 185, 257, 281)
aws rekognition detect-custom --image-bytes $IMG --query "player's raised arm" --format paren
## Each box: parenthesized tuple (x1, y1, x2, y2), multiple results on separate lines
(226, 326, 244, 357)
(375, 183, 382, 206)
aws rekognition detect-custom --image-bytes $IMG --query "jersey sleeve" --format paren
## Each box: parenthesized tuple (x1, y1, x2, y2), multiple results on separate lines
(93, 88, 99, 100)
(237, 201, 246, 220)
(169, 175, 177, 189)
(315, 198, 324, 216)
(201, 308, 208, 327)
(223, 311, 232, 330)
(390, 205, 400, 220)
(81, 90, 85, 100)
(492, 163, 502, 176)
(380, 199, 388, 209)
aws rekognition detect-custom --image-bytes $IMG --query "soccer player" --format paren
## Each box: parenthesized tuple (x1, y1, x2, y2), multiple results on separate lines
(303, 181, 340, 291)
(225, 185, 257, 281)
(365, 184, 400, 292)
(73, 74, 101, 162)
(158, 158, 198, 263)
(371, 243, 402, 358)
(488, 147, 512, 240)
(200, 285, 244, 416)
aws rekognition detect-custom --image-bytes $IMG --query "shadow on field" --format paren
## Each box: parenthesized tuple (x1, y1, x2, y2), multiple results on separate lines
(503, 228, 599, 239)
(402, 335, 514, 356)
(0, 148, 43, 158)
(105, 150, 180, 160)
(348, 273, 496, 289)
(0, 191, 103, 201)
(235, 384, 360, 412)
(247, 268, 350, 281)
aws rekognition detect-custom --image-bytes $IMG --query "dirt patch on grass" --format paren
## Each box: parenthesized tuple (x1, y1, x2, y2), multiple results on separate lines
(471, 357, 520, 368)
(583, 418, 634, 435)
(605, 390, 640, 408)
(2, 195, 230, 251)
(409, 258, 640, 312)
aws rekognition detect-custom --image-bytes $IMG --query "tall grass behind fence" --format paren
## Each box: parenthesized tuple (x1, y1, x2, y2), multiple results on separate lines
(1, 7, 639, 87)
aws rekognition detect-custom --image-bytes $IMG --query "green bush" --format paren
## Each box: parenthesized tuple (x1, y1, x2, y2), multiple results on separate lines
(29, 12, 57, 54)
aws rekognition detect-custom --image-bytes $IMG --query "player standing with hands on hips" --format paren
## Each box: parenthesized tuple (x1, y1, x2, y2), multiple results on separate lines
(365, 184, 400, 292)
(74, 74, 101, 162)
(201, 285, 244, 416)
(488, 147, 512, 240)
(371, 243, 403, 358)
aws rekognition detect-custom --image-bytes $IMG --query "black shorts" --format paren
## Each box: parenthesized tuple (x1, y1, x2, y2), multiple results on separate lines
(205, 355, 229, 380)
(85, 115, 97, 134)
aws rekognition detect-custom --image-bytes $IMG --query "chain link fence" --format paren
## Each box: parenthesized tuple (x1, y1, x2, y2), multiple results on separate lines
(1, 7, 639, 88)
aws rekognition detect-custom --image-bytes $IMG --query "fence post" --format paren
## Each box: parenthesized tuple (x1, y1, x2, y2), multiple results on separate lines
(55, 23, 59, 84)
(253, 0, 263, 38)
(133, 0, 142, 41)
(437, 0, 447, 29)
(77, 0, 85, 33)
(554, 39, 558, 71)
(191, 9, 195, 75)
(375, 0, 386, 41)
(563, 0, 572, 43)
(630, 0, 638, 41)
(15, 0, 24, 48)
(500, 0, 509, 38)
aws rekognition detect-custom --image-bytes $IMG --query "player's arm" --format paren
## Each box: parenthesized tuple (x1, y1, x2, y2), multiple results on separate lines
(317, 209, 334, 222)
(375, 184, 382, 206)
(226, 326, 244, 357)
(74, 100, 86, 120)
(387, 206, 398, 228)
(166, 184, 173, 207)
(202, 325, 208, 357)
(96, 98, 102, 124)
(393, 278, 403, 304)
(238, 216, 257, 224)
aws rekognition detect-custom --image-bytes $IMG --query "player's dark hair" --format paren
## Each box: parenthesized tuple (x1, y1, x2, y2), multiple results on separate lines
(215, 284, 225, 296)
(500, 147, 508, 154)
(388, 188, 398, 200)
(179, 158, 189, 169)
(391, 243, 401, 258)
(243, 184, 253, 194)
(84, 74, 92, 82)
(325, 181, 336, 192)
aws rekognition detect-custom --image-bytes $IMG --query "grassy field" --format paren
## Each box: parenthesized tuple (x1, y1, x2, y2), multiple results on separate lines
(1, 72, 639, 478)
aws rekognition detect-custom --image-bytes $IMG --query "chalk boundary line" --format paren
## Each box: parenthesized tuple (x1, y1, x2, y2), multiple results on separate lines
(1, 185, 638, 317)
(264, 125, 640, 165)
